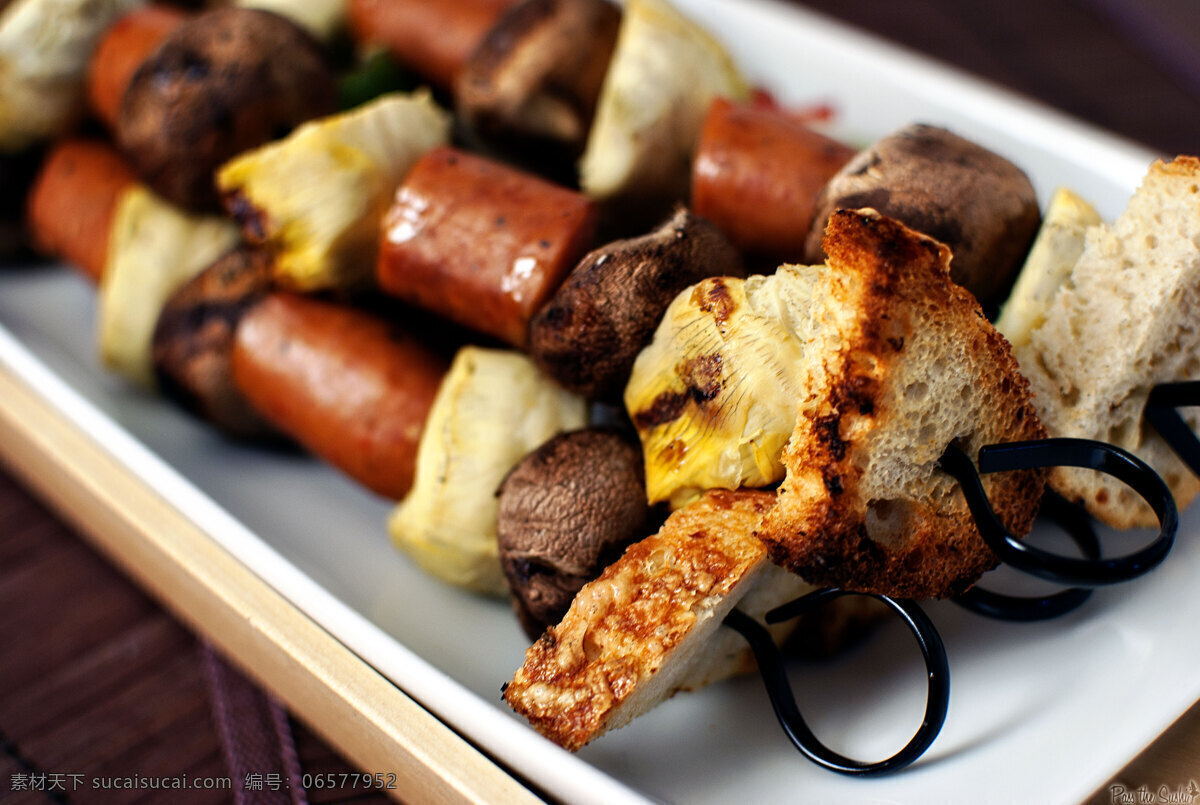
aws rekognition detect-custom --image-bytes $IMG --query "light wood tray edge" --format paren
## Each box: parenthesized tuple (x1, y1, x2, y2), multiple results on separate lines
(0, 360, 543, 805)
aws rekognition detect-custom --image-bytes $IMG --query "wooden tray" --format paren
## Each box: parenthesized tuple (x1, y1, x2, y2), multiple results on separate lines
(0, 345, 540, 805)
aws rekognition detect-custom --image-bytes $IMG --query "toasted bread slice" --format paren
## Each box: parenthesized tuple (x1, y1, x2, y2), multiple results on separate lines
(1006, 157, 1200, 529)
(754, 209, 1047, 599)
(503, 488, 811, 751)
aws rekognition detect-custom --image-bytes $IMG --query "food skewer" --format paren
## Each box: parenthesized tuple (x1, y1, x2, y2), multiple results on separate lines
(9, 0, 1200, 782)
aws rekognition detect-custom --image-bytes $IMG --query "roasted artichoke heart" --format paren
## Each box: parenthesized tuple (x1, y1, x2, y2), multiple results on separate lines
(624, 270, 824, 508)
(389, 346, 587, 595)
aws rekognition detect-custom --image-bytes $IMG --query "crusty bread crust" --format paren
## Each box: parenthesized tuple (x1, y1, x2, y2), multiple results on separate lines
(756, 209, 1047, 599)
(503, 488, 809, 751)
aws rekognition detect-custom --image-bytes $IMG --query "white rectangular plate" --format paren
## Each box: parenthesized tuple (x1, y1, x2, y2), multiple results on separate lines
(1, 1, 1196, 803)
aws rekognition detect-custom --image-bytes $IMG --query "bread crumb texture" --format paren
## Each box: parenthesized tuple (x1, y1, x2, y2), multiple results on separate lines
(1014, 156, 1200, 529)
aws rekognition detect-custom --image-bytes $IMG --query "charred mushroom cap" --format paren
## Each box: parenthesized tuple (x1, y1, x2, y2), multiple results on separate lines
(804, 123, 1041, 309)
(496, 427, 656, 639)
(456, 0, 620, 150)
(152, 245, 280, 441)
(117, 7, 338, 211)
(528, 205, 745, 402)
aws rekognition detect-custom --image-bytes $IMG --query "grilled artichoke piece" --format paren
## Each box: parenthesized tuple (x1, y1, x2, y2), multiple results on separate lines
(624, 272, 822, 509)
(388, 346, 588, 595)
(0, 0, 141, 152)
(579, 0, 747, 206)
(994, 186, 1102, 349)
(216, 90, 450, 292)
(98, 186, 241, 387)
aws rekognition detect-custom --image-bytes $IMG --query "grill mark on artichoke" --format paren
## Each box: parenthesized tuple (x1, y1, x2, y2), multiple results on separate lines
(691, 276, 738, 331)
(712, 379, 751, 428)
(224, 190, 269, 242)
(631, 353, 724, 429)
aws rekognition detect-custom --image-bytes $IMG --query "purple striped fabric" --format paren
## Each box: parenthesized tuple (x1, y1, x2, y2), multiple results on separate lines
(201, 643, 308, 805)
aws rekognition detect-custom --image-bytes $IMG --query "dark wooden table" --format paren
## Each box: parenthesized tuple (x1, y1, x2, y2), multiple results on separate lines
(0, 467, 390, 805)
(802, 0, 1200, 159)
(2, 1, 1199, 803)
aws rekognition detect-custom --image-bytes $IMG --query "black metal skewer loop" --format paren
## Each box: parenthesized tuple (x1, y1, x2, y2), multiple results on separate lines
(954, 492, 1100, 621)
(723, 588, 950, 776)
(1146, 380, 1200, 477)
(938, 439, 1177, 588)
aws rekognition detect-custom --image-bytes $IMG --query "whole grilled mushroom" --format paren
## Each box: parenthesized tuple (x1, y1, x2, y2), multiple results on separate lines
(117, 7, 337, 210)
(496, 428, 657, 638)
(805, 123, 1040, 310)
(528, 205, 744, 402)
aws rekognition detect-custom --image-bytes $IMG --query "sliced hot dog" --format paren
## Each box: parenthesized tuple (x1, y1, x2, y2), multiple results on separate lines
(25, 138, 137, 283)
(376, 145, 597, 348)
(691, 97, 856, 262)
(87, 4, 189, 132)
(348, 0, 515, 92)
(231, 292, 449, 500)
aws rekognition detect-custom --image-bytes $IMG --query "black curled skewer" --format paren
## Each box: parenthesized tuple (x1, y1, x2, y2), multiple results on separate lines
(723, 588, 950, 776)
(954, 492, 1101, 621)
(938, 439, 1177, 589)
(1146, 380, 1200, 476)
